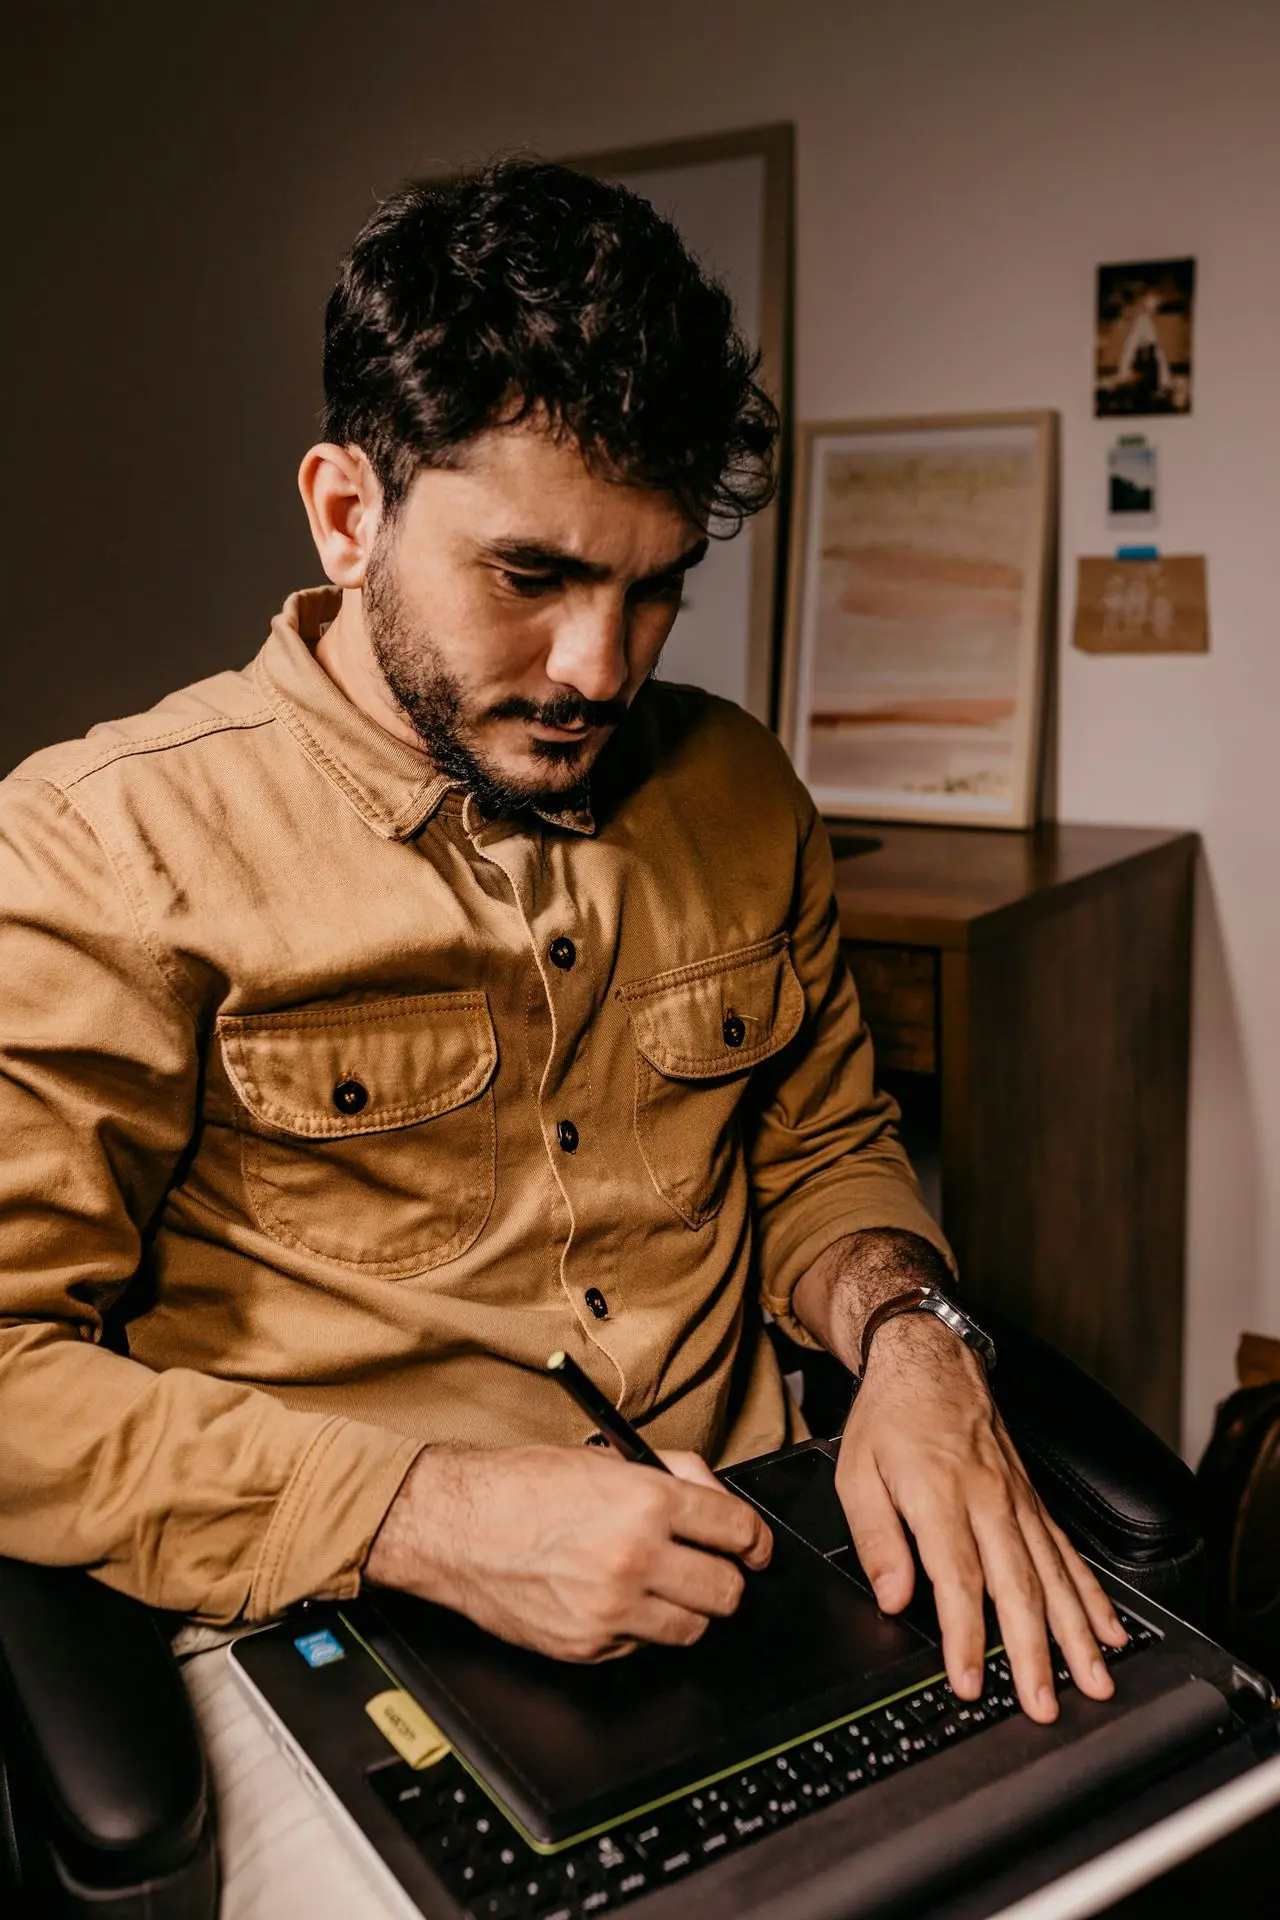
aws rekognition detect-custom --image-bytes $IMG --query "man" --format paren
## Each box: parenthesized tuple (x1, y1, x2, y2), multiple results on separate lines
(0, 160, 1122, 1908)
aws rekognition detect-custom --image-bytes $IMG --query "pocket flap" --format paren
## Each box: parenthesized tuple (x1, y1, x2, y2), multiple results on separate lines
(618, 935, 804, 1080)
(218, 993, 497, 1137)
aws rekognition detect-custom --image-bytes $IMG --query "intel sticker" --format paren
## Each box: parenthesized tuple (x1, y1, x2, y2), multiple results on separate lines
(294, 1627, 346, 1668)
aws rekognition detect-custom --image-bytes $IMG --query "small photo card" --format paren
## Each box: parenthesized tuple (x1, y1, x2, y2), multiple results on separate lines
(1107, 436, 1158, 528)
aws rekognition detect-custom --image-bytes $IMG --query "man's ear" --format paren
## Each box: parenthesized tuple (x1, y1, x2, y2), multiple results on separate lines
(298, 444, 383, 587)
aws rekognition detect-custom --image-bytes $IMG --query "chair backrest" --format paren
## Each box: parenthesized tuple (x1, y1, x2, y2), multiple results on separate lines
(1199, 1382, 1280, 1679)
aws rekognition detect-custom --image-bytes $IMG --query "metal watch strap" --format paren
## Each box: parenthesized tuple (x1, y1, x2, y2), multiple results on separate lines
(858, 1285, 997, 1377)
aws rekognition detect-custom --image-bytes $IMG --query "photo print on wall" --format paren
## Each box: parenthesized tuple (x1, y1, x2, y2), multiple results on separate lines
(1095, 258, 1196, 416)
(1107, 435, 1158, 529)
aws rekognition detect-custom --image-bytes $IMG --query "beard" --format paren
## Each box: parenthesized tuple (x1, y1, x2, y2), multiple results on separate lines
(364, 546, 627, 821)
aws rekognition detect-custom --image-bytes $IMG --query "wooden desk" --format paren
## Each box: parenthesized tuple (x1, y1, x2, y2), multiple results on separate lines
(832, 822, 1198, 1446)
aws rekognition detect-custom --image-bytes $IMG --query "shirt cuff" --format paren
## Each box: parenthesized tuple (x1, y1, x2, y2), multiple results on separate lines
(760, 1170, 956, 1352)
(246, 1417, 424, 1622)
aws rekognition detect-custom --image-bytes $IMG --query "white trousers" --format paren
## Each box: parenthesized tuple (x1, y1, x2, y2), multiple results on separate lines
(181, 1640, 406, 1919)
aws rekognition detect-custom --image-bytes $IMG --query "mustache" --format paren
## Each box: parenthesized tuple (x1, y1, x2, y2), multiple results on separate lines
(486, 693, 628, 729)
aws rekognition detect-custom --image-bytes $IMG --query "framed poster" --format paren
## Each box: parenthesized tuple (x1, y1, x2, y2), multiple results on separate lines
(781, 412, 1058, 828)
(565, 125, 793, 722)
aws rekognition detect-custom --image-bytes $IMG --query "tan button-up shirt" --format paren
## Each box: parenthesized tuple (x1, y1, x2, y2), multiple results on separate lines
(0, 588, 949, 1624)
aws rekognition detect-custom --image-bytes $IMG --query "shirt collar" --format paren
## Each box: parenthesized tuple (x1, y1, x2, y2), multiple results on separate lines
(254, 587, 595, 841)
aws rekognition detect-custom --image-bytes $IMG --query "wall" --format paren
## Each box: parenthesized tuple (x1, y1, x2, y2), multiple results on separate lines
(4, 0, 1278, 1457)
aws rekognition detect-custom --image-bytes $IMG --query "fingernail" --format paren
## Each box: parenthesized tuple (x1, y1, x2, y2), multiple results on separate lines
(1037, 1686, 1058, 1719)
(1092, 1659, 1113, 1691)
(962, 1666, 982, 1697)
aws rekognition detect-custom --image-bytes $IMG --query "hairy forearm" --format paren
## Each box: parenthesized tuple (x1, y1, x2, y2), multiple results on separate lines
(791, 1228, 955, 1374)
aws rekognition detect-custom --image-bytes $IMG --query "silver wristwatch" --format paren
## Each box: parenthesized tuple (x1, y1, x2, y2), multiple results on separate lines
(859, 1284, 997, 1376)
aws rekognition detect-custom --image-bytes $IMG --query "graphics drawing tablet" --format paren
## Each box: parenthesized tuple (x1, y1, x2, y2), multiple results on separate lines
(358, 1479, 942, 1846)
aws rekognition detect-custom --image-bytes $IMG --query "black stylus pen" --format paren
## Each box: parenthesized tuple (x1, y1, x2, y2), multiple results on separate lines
(546, 1349, 670, 1471)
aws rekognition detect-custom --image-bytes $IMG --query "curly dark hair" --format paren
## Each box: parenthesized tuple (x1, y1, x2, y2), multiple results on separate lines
(321, 158, 778, 531)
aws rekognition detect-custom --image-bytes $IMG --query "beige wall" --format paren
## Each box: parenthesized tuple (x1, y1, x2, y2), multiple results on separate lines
(5, 0, 1279, 1456)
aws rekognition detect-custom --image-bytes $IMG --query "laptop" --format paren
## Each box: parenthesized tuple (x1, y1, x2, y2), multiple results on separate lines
(230, 1439, 1280, 1919)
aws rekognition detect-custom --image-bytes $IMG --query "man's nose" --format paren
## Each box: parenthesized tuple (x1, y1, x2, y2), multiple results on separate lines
(542, 601, 629, 704)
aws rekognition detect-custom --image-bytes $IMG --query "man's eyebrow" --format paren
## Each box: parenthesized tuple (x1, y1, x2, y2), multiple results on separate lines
(480, 536, 710, 584)
(653, 536, 710, 580)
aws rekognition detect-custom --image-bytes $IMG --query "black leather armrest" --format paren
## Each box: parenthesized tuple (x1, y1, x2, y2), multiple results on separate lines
(0, 1558, 216, 1917)
(981, 1306, 1206, 1620)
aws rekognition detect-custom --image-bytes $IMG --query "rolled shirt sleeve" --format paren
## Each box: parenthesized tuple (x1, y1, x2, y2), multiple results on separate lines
(747, 796, 956, 1349)
(0, 776, 419, 1621)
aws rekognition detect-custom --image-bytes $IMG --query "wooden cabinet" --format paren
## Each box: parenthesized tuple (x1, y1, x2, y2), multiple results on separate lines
(832, 821, 1197, 1447)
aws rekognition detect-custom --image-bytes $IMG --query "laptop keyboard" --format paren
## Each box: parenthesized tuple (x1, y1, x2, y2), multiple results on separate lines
(369, 1614, 1157, 1920)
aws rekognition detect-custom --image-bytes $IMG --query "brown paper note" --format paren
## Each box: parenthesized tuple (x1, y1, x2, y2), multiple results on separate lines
(1073, 555, 1209, 654)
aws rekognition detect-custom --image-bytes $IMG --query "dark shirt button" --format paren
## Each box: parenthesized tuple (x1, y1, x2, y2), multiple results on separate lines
(333, 1078, 369, 1115)
(585, 1288, 609, 1320)
(557, 1119, 579, 1153)
(549, 936, 577, 971)
(722, 1012, 746, 1049)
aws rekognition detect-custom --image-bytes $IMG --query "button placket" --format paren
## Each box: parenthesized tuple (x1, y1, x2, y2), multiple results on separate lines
(466, 826, 625, 1354)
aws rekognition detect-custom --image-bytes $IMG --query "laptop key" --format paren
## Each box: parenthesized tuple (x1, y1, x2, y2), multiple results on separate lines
(517, 1856, 591, 1915)
(620, 1818, 661, 1858)
(908, 1687, 947, 1718)
(654, 1842, 697, 1881)
(689, 1792, 734, 1829)
(418, 1824, 471, 1867)
(460, 1810, 502, 1848)
(465, 1891, 520, 1920)
(622, 1812, 694, 1861)
(732, 1809, 770, 1840)
(722, 1774, 764, 1812)
(437, 1778, 483, 1816)
(593, 1834, 639, 1880)
(503, 1868, 563, 1910)
(579, 1878, 623, 1912)
(453, 1853, 507, 1899)
(611, 1865, 652, 1900)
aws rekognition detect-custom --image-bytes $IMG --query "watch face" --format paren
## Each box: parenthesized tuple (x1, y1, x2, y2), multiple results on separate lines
(926, 1296, 996, 1369)
(859, 1287, 996, 1377)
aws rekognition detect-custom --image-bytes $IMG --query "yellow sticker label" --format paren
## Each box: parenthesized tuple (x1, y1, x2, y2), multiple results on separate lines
(364, 1689, 451, 1770)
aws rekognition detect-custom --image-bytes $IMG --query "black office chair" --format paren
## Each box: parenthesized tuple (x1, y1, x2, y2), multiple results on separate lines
(0, 1306, 1205, 1920)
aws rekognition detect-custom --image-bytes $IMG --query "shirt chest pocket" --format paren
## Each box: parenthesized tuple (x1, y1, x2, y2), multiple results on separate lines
(618, 934, 804, 1228)
(217, 993, 498, 1275)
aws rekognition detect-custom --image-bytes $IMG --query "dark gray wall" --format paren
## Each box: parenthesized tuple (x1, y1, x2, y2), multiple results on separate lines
(0, 1, 462, 771)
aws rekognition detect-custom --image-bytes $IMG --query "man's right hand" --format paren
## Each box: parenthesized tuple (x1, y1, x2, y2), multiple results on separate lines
(364, 1445, 772, 1662)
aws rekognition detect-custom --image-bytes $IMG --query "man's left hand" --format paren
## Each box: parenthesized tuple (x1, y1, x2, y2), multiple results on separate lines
(834, 1311, 1127, 1722)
